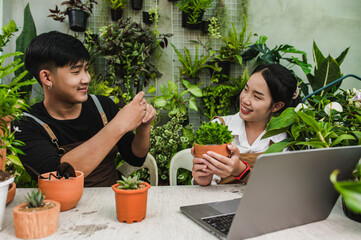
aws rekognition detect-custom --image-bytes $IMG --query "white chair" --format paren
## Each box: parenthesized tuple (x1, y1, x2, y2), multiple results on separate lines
(117, 153, 158, 186)
(169, 148, 193, 186)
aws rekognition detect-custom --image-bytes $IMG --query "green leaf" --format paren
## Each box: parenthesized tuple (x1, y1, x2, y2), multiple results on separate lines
(154, 97, 167, 108)
(331, 134, 356, 147)
(188, 85, 203, 97)
(312, 41, 325, 70)
(159, 84, 170, 96)
(265, 108, 297, 132)
(168, 81, 178, 95)
(264, 140, 291, 153)
(335, 47, 350, 66)
(188, 96, 198, 112)
(330, 170, 361, 214)
(297, 111, 321, 132)
(312, 56, 342, 93)
(148, 86, 156, 93)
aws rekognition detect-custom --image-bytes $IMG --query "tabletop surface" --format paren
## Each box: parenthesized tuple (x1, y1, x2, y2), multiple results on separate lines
(1, 185, 360, 240)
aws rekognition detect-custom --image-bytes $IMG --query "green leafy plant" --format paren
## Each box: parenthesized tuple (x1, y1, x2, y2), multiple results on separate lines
(171, 43, 215, 81)
(117, 175, 143, 190)
(152, 79, 203, 116)
(303, 41, 349, 97)
(330, 165, 361, 214)
(263, 89, 361, 153)
(218, 15, 254, 64)
(48, 0, 98, 22)
(0, 20, 18, 52)
(25, 189, 45, 208)
(105, 0, 127, 10)
(195, 121, 233, 145)
(202, 68, 249, 119)
(176, 0, 213, 25)
(148, 6, 160, 36)
(95, 18, 163, 102)
(149, 112, 195, 185)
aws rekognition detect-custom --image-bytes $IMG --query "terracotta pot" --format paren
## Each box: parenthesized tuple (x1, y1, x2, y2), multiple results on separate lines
(112, 182, 151, 223)
(193, 142, 231, 158)
(13, 200, 60, 239)
(0, 116, 12, 171)
(0, 176, 14, 231)
(38, 171, 84, 211)
(6, 181, 16, 204)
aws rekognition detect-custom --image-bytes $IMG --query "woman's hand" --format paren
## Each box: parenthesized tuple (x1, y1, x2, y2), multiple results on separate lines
(191, 147, 213, 186)
(201, 145, 247, 178)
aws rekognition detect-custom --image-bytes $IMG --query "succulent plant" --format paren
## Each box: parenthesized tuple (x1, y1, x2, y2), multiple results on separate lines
(25, 189, 45, 208)
(117, 175, 143, 190)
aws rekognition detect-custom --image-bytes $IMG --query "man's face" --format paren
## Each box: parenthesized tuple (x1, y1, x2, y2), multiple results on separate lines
(50, 61, 90, 104)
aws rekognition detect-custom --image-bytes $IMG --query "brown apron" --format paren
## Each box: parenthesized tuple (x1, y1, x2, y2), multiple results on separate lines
(24, 95, 119, 187)
(211, 116, 264, 184)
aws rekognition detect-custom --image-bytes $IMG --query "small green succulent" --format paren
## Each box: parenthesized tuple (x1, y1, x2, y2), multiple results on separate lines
(25, 189, 45, 208)
(117, 175, 143, 190)
(195, 121, 234, 145)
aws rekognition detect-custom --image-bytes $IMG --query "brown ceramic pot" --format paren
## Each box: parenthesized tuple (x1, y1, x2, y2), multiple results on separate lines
(38, 171, 84, 211)
(13, 200, 60, 239)
(193, 142, 231, 158)
(6, 182, 16, 204)
(112, 182, 151, 223)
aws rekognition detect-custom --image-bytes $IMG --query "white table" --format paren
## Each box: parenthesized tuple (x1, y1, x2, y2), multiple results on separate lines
(1, 185, 360, 239)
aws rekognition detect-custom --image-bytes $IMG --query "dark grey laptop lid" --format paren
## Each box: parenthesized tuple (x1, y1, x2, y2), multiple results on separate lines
(228, 145, 361, 240)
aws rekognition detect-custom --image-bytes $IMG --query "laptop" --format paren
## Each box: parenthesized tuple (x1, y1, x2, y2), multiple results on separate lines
(180, 145, 361, 240)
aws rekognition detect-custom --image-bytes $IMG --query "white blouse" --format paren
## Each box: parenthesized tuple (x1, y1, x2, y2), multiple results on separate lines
(208, 113, 287, 185)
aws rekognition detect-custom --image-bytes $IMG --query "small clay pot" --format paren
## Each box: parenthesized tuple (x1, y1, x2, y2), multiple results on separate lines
(193, 142, 231, 158)
(6, 182, 16, 204)
(112, 182, 151, 223)
(13, 200, 60, 239)
(38, 171, 84, 211)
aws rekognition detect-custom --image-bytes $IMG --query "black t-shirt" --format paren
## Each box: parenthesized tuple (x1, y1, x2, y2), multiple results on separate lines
(13, 95, 145, 187)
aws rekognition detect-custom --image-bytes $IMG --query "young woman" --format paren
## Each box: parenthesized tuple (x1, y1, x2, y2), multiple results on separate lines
(192, 64, 302, 186)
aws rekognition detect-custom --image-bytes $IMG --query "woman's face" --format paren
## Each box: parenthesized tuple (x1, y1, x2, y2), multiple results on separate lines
(239, 72, 282, 124)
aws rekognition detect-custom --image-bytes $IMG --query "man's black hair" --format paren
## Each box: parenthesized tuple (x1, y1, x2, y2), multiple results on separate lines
(25, 31, 90, 85)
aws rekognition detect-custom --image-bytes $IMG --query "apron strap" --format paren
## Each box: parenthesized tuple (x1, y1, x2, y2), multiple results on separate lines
(23, 95, 109, 156)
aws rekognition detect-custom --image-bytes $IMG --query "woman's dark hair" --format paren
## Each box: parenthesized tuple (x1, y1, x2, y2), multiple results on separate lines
(25, 31, 90, 85)
(252, 64, 302, 114)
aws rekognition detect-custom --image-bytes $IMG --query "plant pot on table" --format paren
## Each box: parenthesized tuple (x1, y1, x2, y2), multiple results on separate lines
(342, 198, 361, 223)
(112, 182, 151, 223)
(0, 176, 14, 231)
(13, 200, 60, 239)
(38, 170, 84, 211)
(68, 9, 89, 32)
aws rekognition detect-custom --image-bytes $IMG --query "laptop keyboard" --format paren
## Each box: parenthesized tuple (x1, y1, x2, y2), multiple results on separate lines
(201, 213, 235, 235)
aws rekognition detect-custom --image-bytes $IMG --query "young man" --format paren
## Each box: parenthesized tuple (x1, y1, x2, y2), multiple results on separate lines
(14, 31, 156, 187)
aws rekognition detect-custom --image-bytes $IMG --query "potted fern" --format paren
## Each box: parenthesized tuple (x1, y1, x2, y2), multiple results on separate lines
(13, 189, 60, 238)
(193, 121, 234, 158)
(111, 175, 151, 223)
(48, 0, 98, 32)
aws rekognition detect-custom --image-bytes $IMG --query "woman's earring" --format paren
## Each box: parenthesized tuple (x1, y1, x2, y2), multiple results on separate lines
(47, 83, 52, 90)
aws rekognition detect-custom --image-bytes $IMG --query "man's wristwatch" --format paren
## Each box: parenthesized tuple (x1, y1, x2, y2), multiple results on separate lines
(233, 161, 250, 181)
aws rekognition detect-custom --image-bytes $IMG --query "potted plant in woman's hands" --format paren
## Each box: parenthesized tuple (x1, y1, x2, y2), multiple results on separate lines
(111, 175, 151, 223)
(330, 163, 361, 223)
(48, 0, 98, 32)
(193, 121, 234, 158)
(105, 0, 127, 22)
(13, 189, 60, 239)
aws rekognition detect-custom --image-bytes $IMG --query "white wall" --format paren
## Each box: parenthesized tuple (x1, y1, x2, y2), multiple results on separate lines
(248, 0, 361, 89)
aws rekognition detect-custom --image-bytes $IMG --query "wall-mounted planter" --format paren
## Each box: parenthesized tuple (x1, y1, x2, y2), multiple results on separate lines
(68, 9, 89, 32)
(181, 11, 204, 30)
(110, 8, 123, 22)
(131, 0, 143, 10)
(209, 61, 231, 82)
(201, 20, 211, 34)
(142, 11, 154, 24)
